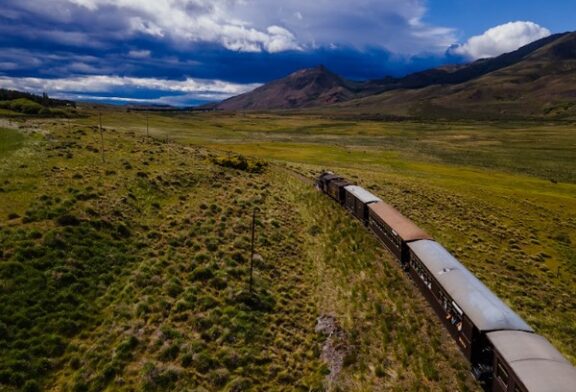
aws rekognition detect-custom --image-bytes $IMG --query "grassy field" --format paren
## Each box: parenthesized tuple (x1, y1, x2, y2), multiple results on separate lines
(1, 108, 575, 391)
(0, 127, 26, 156)
(85, 109, 576, 361)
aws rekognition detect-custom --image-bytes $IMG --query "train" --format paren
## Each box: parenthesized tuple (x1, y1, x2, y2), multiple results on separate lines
(316, 172, 576, 392)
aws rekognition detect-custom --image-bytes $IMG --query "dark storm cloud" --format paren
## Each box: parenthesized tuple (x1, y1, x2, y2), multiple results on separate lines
(0, 0, 549, 105)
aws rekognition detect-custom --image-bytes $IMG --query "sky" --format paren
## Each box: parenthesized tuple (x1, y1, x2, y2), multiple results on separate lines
(0, 0, 573, 106)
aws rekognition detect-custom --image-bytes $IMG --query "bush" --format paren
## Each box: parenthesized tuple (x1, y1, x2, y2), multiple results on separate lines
(226, 377, 252, 392)
(116, 336, 138, 360)
(190, 265, 214, 281)
(141, 363, 179, 391)
(194, 351, 216, 373)
(0, 99, 44, 115)
(56, 214, 80, 226)
(212, 154, 267, 173)
(22, 380, 41, 392)
(181, 353, 193, 367)
(158, 344, 180, 362)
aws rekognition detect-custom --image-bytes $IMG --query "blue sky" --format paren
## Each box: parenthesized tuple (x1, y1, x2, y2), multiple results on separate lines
(0, 0, 572, 106)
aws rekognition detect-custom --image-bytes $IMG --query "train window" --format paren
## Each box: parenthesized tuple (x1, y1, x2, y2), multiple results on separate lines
(496, 361, 509, 387)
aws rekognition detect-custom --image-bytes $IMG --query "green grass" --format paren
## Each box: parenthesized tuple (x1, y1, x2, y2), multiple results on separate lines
(79, 110, 576, 182)
(1, 108, 575, 390)
(0, 123, 328, 391)
(0, 127, 26, 156)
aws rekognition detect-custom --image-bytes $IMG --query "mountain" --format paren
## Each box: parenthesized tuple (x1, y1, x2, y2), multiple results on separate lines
(215, 65, 361, 110)
(334, 32, 576, 119)
(215, 32, 576, 119)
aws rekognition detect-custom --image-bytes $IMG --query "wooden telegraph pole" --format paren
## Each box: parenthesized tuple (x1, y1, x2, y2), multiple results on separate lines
(146, 112, 149, 139)
(99, 112, 105, 163)
(249, 208, 257, 294)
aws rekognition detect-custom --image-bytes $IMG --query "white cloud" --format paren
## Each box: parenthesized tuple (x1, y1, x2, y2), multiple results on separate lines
(128, 50, 151, 59)
(8, 0, 456, 55)
(451, 21, 551, 60)
(0, 75, 261, 101)
(60, 0, 303, 53)
(235, 0, 457, 54)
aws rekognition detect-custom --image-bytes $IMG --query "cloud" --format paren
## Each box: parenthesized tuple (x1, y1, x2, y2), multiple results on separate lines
(1, 0, 454, 55)
(450, 21, 551, 60)
(236, 0, 457, 54)
(0, 75, 261, 104)
(128, 50, 151, 59)
(0, 0, 469, 105)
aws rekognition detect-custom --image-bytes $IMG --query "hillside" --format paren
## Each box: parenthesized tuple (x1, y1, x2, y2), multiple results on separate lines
(0, 89, 75, 108)
(333, 32, 576, 119)
(216, 32, 576, 119)
(0, 118, 481, 391)
(215, 65, 360, 110)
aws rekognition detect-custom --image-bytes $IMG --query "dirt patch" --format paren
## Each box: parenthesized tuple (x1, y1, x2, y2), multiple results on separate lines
(315, 314, 350, 387)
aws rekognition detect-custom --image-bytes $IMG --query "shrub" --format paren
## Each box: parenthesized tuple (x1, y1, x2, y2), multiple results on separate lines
(212, 154, 267, 173)
(22, 380, 41, 392)
(190, 265, 214, 281)
(141, 363, 179, 391)
(210, 368, 230, 387)
(158, 344, 180, 362)
(194, 351, 216, 373)
(1, 99, 44, 115)
(116, 336, 138, 361)
(226, 377, 252, 392)
(56, 214, 80, 226)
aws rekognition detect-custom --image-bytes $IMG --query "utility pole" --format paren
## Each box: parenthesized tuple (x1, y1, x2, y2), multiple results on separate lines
(99, 112, 105, 163)
(146, 112, 149, 139)
(249, 208, 257, 294)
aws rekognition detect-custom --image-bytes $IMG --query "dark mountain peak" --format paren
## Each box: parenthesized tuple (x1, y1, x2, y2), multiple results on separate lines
(216, 65, 353, 110)
(284, 65, 346, 90)
(294, 64, 329, 74)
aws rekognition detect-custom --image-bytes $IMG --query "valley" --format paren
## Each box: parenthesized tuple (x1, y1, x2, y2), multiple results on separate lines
(1, 110, 574, 390)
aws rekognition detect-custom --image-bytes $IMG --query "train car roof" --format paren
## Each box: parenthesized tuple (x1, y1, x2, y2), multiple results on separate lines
(407, 240, 533, 332)
(320, 174, 341, 182)
(368, 201, 432, 242)
(487, 331, 576, 392)
(344, 185, 381, 204)
(331, 179, 351, 187)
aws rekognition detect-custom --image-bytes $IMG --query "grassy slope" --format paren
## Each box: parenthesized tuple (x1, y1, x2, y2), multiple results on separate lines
(1, 109, 575, 391)
(0, 118, 482, 391)
(292, 181, 478, 391)
(78, 110, 576, 365)
(0, 127, 26, 155)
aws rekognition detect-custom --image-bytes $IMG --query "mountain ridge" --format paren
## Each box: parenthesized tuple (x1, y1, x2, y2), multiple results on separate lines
(214, 32, 576, 119)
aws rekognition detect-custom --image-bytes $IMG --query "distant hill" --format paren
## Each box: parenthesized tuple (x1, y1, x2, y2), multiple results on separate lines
(216, 65, 361, 110)
(215, 32, 576, 119)
(0, 89, 75, 108)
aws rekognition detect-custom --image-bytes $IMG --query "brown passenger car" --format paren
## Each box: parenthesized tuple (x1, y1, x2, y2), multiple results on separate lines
(368, 202, 432, 265)
(407, 240, 534, 387)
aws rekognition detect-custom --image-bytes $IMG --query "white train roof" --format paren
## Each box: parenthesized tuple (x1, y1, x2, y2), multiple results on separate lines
(408, 240, 533, 332)
(487, 330, 576, 392)
(343, 185, 381, 204)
